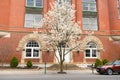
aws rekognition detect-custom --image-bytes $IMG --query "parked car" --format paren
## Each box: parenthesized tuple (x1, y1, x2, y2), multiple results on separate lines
(96, 60, 120, 75)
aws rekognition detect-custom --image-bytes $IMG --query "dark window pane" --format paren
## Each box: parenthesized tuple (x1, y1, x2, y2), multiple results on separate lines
(33, 49, 39, 57)
(26, 49, 31, 52)
(26, 40, 39, 47)
(86, 42, 97, 48)
(92, 50, 97, 57)
(86, 49, 90, 57)
(26, 49, 32, 57)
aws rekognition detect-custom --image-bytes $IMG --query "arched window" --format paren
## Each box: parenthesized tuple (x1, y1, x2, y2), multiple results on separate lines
(25, 40, 40, 58)
(85, 42, 98, 58)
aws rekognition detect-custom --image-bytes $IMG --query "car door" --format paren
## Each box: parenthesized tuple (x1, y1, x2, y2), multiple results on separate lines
(113, 61, 120, 72)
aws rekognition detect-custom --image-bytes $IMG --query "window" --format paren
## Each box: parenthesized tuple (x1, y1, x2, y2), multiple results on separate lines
(26, 0, 43, 8)
(83, 18, 97, 30)
(24, 14, 42, 28)
(117, 0, 120, 16)
(82, 0, 96, 11)
(113, 61, 120, 65)
(25, 0, 43, 28)
(85, 42, 98, 58)
(82, 0, 98, 31)
(55, 0, 71, 3)
(25, 40, 40, 58)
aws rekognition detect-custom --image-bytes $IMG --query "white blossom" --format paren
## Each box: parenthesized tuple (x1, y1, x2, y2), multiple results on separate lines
(39, 0, 82, 72)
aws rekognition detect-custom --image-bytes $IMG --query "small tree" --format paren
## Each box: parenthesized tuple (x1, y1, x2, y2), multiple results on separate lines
(26, 61, 33, 68)
(10, 57, 19, 68)
(95, 59, 103, 68)
(40, 0, 81, 73)
(102, 59, 109, 65)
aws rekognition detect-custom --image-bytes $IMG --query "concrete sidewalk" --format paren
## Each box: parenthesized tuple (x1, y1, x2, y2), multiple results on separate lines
(0, 69, 119, 80)
(0, 69, 97, 75)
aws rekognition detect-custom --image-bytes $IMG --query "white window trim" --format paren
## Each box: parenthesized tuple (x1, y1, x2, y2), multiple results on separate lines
(26, 0, 43, 8)
(82, 18, 98, 31)
(25, 47, 40, 58)
(24, 14, 42, 28)
(85, 48, 98, 59)
(83, 18, 97, 25)
(82, 1, 97, 12)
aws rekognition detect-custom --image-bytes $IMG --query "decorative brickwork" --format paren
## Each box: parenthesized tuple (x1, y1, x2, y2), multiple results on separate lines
(17, 33, 43, 51)
(80, 36, 104, 51)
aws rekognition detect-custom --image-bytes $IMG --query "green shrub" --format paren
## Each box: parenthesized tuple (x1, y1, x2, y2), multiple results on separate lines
(26, 61, 32, 68)
(10, 57, 19, 68)
(95, 59, 103, 68)
(102, 59, 109, 65)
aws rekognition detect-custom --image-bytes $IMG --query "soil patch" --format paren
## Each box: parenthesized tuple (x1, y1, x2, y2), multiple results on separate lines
(47, 64, 82, 70)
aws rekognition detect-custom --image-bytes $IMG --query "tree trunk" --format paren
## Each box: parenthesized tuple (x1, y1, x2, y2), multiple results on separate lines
(60, 61, 63, 72)
(58, 61, 66, 74)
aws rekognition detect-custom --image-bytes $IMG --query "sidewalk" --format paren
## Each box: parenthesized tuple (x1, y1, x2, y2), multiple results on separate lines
(0, 69, 119, 80)
(0, 69, 98, 75)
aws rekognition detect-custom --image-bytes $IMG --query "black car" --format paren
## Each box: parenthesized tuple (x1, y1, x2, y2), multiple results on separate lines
(96, 60, 120, 75)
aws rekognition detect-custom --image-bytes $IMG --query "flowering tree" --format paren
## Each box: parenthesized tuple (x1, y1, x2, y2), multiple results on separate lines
(41, 0, 81, 73)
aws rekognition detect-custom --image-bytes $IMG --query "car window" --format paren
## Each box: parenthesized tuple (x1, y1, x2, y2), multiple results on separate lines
(106, 62, 114, 65)
(113, 61, 120, 65)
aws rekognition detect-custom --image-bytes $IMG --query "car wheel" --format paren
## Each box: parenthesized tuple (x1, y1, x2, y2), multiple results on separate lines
(118, 72, 120, 74)
(107, 69, 113, 75)
(99, 72, 103, 75)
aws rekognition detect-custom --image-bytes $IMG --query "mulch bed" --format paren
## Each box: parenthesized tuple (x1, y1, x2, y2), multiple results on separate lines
(0, 66, 43, 70)
(47, 64, 84, 70)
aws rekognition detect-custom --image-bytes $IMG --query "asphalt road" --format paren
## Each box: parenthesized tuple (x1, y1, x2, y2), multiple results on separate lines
(0, 69, 120, 80)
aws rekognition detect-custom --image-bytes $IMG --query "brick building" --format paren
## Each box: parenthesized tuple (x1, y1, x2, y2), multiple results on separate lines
(0, 0, 120, 67)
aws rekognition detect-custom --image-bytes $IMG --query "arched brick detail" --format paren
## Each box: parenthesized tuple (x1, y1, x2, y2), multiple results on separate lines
(17, 33, 43, 51)
(80, 36, 104, 51)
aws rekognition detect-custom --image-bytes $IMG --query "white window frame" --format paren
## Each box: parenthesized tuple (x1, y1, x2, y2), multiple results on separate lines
(25, 41, 40, 58)
(55, 0, 71, 4)
(82, 1, 97, 12)
(83, 17, 98, 30)
(85, 42, 98, 58)
(25, 47, 40, 58)
(26, 0, 43, 8)
(82, 0, 98, 31)
(85, 48, 98, 58)
(24, 14, 42, 28)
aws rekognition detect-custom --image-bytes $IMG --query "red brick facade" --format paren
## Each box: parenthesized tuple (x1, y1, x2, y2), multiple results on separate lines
(0, 0, 120, 66)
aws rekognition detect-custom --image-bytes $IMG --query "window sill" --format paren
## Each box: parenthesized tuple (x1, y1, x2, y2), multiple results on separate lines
(24, 57, 40, 59)
(85, 57, 98, 59)
(25, 6, 43, 9)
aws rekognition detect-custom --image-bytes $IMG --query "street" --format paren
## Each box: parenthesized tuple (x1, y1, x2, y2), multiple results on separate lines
(0, 69, 119, 80)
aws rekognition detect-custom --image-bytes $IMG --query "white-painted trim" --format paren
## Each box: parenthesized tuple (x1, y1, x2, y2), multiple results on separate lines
(26, 0, 43, 8)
